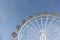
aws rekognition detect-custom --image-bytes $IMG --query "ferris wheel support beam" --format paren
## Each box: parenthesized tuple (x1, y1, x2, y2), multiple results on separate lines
(40, 30, 46, 40)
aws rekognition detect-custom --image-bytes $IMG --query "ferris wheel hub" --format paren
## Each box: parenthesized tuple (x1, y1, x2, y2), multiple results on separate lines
(40, 30, 46, 40)
(40, 30, 45, 34)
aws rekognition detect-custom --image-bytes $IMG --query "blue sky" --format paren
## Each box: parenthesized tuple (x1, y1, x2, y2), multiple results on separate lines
(0, 0, 60, 40)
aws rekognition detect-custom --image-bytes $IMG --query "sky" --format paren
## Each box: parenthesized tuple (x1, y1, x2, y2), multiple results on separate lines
(0, 0, 60, 40)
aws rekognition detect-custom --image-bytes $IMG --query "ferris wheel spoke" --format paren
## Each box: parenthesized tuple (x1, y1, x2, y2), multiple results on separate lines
(25, 33, 38, 40)
(44, 16, 49, 30)
(41, 16, 43, 30)
(48, 16, 56, 24)
(48, 36, 55, 39)
(53, 20, 60, 26)
(22, 33, 38, 40)
(47, 17, 56, 30)
(48, 34, 58, 38)
(35, 18, 41, 30)
(48, 29, 57, 34)
(47, 23, 55, 29)
(48, 33, 58, 38)
(47, 26, 60, 39)
(47, 19, 60, 31)
(21, 30, 38, 40)
(22, 26, 37, 35)
(48, 19, 55, 26)
(28, 27, 38, 34)
(30, 21, 39, 31)
(37, 19, 42, 30)
(26, 25, 38, 34)
(47, 25, 57, 34)
(48, 29, 55, 33)
(47, 25, 60, 37)
(26, 34, 34, 37)
(51, 18, 60, 26)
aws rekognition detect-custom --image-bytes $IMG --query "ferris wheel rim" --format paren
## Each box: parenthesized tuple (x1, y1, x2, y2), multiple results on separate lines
(18, 15, 60, 40)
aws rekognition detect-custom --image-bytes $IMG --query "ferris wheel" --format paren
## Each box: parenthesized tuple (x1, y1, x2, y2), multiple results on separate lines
(18, 11, 60, 40)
